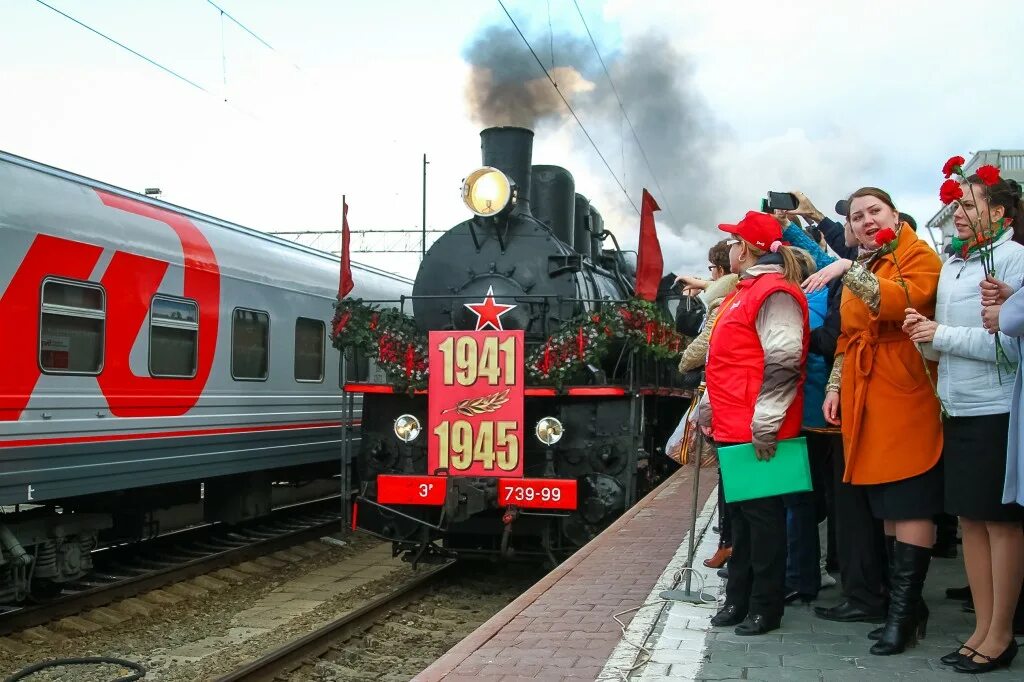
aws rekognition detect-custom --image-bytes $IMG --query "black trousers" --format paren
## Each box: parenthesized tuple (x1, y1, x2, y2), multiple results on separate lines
(717, 470, 732, 546)
(831, 436, 889, 612)
(725, 494, 787, 619)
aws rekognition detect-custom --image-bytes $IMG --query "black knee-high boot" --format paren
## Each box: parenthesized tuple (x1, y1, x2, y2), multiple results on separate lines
(870, 541, 931, 655)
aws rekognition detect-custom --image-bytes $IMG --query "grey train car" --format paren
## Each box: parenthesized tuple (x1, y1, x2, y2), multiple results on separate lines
(0, 150, 410, 601)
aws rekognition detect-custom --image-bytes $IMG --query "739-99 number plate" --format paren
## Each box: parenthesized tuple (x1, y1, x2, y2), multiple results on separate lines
(498, 478, 577, 510)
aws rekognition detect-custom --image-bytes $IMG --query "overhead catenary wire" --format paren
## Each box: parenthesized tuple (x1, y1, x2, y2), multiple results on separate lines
(496, 0, 640, 216)
(204, 0, 301, 70)
(31, 0, 210, 94)
(571, 0, 680, 228)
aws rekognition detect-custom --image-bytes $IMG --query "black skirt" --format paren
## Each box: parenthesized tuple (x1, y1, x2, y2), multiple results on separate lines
(944, 413, 1024, 522)
(866, 459, 944, 521)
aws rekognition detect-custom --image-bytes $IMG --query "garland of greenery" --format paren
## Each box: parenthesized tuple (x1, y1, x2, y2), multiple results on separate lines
(330, 297, 682, 391)
(524, 298, 682, 386)
(331, 299, 429, 392)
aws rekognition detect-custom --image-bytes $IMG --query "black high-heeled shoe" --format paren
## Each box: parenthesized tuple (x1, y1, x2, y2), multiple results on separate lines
(953, 639, 1018, 673)
(939, 644, 977, 666)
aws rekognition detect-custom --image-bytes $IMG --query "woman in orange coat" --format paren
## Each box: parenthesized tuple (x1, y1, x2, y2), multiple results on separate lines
(808, 187, 943, 656)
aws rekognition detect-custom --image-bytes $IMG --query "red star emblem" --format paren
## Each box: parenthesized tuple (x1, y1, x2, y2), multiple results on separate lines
(464, 287, 516, 331)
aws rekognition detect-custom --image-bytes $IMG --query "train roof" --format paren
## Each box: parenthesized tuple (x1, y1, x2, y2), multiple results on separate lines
(0, 149, 412, 287)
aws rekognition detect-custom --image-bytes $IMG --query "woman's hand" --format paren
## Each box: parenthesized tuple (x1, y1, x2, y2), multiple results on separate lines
(905, 317, 938, 343)
(982, 303, 1002, 334)
(674, 274, 708, 293)
(786, 191, 825, 224)
(902, 307, 927, 334)
(823, 390, 841, 426)
(980, 275, 1013, 306)
(802, 258, 852, 293)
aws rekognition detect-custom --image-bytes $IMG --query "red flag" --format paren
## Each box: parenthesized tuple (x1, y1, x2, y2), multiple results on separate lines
(339, 196, 354, 298)
(634, 188, 663, 301)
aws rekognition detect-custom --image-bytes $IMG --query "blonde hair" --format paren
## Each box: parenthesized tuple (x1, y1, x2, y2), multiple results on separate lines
(791, 248, 817, 278)
(743, 240, 804, 285)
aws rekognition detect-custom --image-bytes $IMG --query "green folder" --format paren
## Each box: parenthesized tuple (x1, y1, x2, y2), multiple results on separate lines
(718, 437, 812, 503)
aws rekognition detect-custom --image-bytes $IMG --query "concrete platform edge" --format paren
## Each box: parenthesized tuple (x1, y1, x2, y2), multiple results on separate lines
(597, 484, 720, 680)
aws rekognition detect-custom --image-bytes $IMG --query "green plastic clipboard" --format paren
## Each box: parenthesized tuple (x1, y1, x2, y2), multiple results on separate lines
(718, 437, 813, 503)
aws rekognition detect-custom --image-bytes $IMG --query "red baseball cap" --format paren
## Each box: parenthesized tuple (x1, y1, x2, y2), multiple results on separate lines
(718, 211, 783, 251)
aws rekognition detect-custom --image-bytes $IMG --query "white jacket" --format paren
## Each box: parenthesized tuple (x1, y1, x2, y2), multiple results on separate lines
(924, 232, 1024, 416)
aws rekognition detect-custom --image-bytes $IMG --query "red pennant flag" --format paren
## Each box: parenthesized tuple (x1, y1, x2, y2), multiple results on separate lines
(634, 188, 663, 301)
(339, 196, 354, 298)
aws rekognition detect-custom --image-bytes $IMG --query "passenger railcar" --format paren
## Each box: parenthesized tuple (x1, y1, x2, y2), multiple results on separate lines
(0, 151, 410, 601)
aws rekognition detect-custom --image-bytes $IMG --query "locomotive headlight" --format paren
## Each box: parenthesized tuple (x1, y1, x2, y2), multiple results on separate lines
(462, 167, 514, 217)
(393, 414, 422, 443)
(535, 417, 564, 446)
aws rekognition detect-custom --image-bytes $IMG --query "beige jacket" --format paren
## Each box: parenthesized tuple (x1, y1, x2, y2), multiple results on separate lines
(678, 274, 739, 373)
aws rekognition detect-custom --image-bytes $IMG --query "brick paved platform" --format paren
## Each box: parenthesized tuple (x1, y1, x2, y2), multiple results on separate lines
(417, 470, 1021, 681)
(415, 466, 718, 681)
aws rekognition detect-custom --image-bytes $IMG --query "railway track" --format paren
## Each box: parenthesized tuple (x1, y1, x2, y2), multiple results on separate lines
(0, 498, 343, 636)
(217, 561, 457, 682)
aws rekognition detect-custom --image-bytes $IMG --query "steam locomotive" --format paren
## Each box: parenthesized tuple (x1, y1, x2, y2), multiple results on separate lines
(346, 127, 688, 564)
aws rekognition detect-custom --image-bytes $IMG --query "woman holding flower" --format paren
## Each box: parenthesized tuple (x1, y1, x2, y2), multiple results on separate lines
(908, 172, 1024, 674)
(812, 187, 943, 656)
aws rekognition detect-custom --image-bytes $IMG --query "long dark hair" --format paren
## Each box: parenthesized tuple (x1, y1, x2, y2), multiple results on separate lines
(966, 174, 1024, 245)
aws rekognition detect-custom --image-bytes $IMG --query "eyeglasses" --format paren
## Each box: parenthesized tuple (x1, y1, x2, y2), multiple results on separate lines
(707, 265, 718, 272)
(725, 239, 741, 247)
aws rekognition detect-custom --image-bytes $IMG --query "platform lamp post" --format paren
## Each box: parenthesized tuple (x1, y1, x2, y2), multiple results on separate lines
(660, 384, 714, 604)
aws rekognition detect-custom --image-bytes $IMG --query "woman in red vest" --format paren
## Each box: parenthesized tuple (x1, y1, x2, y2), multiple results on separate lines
(701, 211, 810, 635)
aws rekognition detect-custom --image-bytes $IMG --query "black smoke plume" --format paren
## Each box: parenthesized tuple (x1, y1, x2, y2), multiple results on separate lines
(463, 24, 719, 232)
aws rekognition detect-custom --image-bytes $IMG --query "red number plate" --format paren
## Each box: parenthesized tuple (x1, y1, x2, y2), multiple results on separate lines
(377, 475, 446, 506)
(498, 478, 576, 510)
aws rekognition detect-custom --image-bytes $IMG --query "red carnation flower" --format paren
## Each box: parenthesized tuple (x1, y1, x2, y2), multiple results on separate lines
(943, 155, 966, 179)
(874, 227, 898, 247)
(977, 164, 1001, 186)
(939, 179, 964, 205)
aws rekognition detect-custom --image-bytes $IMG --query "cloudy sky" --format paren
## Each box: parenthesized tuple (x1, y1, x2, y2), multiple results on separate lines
(2, 0, 1022, 279)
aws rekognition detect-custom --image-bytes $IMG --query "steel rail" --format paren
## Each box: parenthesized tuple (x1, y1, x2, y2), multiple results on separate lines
(0, 499, 343, 636)
(216, 560, 456, 682)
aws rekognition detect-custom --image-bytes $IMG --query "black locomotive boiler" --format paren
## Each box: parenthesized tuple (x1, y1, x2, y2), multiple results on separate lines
(342, 127, 688, 564)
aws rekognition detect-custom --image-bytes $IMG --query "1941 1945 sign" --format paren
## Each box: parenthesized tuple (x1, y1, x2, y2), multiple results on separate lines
(427, 330, 525, 477)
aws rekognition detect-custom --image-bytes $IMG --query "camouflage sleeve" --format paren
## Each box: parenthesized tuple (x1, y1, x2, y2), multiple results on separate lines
(751, 291, 806, 449)
(842, 260, 880, 314)
(826, 353, 844, 393)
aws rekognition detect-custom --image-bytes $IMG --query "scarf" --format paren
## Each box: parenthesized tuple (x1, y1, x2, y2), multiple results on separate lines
(949, 219, 1009, 259)
(857, 223, 904, 265)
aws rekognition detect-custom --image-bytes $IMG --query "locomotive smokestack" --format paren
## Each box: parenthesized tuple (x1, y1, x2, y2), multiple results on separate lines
(530, 165, 575, 247)
(480, 127, 533, 215)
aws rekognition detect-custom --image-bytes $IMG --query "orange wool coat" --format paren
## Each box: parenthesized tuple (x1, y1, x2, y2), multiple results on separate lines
(837, 225, 943, 485)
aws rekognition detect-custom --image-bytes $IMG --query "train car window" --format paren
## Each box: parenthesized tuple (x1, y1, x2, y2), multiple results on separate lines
(294, 317, 325, 382)
(231, 308, 270, 380)
(150, 296, 199, 378)
(39, 278, 105, 374)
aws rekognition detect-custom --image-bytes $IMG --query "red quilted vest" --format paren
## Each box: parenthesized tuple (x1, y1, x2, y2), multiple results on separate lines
(705, 272, 809, 444)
